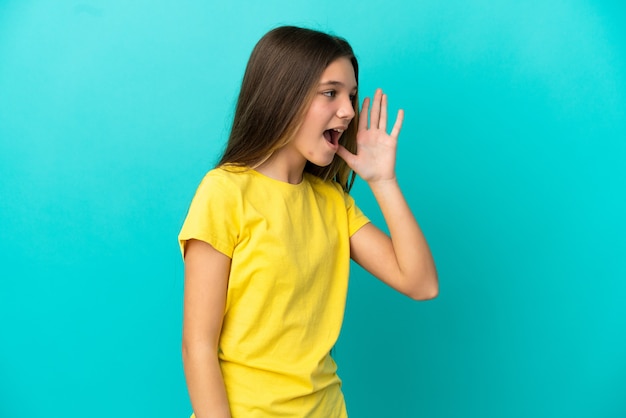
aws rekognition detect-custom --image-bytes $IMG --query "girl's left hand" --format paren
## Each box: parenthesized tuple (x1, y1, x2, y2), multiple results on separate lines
(337, 88, 404, 183)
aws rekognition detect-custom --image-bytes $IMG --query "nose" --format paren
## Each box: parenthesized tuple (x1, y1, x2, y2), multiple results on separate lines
(337, 96, 355, 120)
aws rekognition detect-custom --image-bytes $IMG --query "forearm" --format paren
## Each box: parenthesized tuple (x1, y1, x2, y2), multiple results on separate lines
(183, 343, 231, 418)
(369, 178, 438, 298)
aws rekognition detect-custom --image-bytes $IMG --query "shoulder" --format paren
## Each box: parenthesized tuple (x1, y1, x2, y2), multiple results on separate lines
(304, 174, 363, 214)
(195, 165, 253, 195)
(305, 173, 345, 196)
(200, 165, 244, 185)
(307, 174, 358, 202)
(184, 167, 250, 215)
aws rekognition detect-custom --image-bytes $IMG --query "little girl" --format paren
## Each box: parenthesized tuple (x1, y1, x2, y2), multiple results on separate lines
(179, 25, 438, 418)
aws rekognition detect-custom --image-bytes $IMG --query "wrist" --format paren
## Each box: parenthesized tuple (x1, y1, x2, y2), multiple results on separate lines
(367, 177, 399, 194)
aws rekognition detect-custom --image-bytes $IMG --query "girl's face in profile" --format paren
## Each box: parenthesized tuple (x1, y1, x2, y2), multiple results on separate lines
(286, 57, 357, 168)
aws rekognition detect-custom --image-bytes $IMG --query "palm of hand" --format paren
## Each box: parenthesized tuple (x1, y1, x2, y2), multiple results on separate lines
(338, 89, 404, 183)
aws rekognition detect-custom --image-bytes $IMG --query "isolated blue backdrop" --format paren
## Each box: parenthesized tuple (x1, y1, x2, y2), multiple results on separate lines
(1, 1, 625, 417)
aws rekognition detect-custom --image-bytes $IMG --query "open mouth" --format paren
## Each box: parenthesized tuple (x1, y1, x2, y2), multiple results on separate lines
(323, 128, 344, 147)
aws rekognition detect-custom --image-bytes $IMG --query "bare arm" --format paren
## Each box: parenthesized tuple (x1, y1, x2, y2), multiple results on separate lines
(182, 239, 232, 418)
(349, 183, 438, 300)
(338, 89, 438, 300)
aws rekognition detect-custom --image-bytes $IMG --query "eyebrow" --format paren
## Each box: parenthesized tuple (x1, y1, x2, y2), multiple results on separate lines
(320, 80, 358, 91)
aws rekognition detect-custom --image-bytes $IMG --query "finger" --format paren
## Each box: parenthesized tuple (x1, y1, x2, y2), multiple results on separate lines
(390, 109, 404, 139)
(358, 97, 370, 132)
(370, 89, 382, 129)
(379, 93, 388, 132)
(336, 144, 358, 169)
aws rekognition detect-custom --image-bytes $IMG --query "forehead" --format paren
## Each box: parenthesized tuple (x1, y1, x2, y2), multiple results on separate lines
(319, 58, 357, 90)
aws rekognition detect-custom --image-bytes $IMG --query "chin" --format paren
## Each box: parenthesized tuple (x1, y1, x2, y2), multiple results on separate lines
(308, 156, 335, 168)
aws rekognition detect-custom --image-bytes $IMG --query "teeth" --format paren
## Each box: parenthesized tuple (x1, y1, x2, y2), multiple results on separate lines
(333, 128, 344, 133)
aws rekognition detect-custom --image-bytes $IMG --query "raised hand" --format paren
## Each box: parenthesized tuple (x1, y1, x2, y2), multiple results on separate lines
(337, 88, 404, 183)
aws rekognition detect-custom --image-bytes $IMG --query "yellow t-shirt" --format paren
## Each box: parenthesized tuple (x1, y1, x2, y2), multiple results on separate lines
(179, 166, 369, 417)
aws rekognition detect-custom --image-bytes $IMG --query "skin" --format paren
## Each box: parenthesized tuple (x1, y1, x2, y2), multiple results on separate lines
(258, 57, 357, 183)
(182, 57, 438, 418)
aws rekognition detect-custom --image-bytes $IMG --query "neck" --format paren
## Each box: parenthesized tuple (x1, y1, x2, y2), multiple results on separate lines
(255, 147, 307, 185)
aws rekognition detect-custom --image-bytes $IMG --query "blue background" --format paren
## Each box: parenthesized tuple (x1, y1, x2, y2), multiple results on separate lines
(1, 1, 625, 417)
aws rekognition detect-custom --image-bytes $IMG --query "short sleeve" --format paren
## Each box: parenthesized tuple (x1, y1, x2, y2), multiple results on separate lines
(343, 191, 370, 237)
(178, 171, 240, 259)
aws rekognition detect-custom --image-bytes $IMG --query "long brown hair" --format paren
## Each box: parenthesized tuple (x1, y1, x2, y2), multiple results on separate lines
(217, 26, 359, 192)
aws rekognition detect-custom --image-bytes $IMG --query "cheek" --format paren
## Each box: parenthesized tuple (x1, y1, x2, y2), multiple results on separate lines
(305, 102, 330, 122)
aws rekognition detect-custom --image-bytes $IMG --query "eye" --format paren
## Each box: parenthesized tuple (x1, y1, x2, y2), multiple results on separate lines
(349, 94, 356, 101)
(322, 90, 336, 98)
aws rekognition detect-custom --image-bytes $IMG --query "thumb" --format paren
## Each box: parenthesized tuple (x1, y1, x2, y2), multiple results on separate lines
(336, 145, 357, 169)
